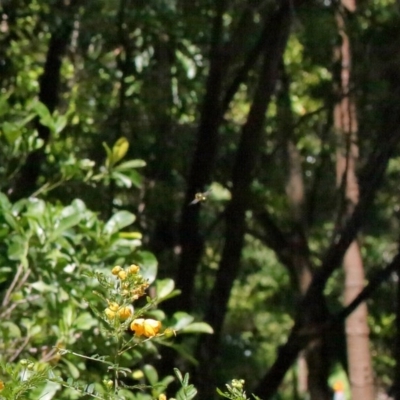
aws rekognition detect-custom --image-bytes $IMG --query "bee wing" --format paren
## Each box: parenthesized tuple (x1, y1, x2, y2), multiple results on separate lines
(189, 188, 212, 205)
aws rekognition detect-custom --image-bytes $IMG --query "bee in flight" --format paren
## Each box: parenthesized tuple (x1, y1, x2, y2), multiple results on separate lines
(189, 189, 212, 205)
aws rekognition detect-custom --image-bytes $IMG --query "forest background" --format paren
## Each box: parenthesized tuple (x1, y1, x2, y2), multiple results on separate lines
(1, 0, 400, 399)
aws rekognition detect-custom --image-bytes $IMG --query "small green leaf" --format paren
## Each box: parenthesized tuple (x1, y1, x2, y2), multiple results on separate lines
(171, 312, 194, 331)
(126, 169, 143, 188)
(2, 121, 22, 144)
(32, 101, 51, 120)
(62, 358, 81, 379)
(31, 281, 58, 293)
(32, 101, 55, 130)
(111, 171, 133, 188)
(174, 368, 184, 383)
(135, 250, 158, 284)
(1, 321, 22, 338)
(115, 159, 146, 170)
(143, 364, 159, 386)
(0, 192, 11, 210)
(119, 231, 142, 239)
(180, 322, 214, 334)
(73, 312, 97, 330)
(55, 114, 67, 134)
(52, 212, 83, 238)
(156, 279, 175, 300)
(102, 142, 113, 167)
(104, 211, 136, 235)
(3, 212, 19, 230)
(7, 236, 28, 261)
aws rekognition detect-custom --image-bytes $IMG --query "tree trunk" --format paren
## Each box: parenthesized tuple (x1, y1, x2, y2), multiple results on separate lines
(334, 1, 375, 399)
(9, 0, 81, 201)
(171, 0, 228, 314)
(278, 67, 331, 400)
(194, 2, 293, 398)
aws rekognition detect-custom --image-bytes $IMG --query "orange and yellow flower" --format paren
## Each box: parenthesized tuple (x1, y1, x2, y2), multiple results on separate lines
(130, 318, 161, 337)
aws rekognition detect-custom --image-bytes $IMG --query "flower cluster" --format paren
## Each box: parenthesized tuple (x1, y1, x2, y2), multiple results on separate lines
(103, 264, 162, 338)
(104, 301, 133, 321)
(111, 264, 149, 301)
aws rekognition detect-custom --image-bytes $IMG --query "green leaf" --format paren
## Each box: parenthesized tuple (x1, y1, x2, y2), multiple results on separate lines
(62, 358, 81, 379)
(0, 192, 11, 210)
(103, 211, 136, 235)
(52, 212, 83, 238)
(174, 368, 184, 384)
(114, 159, 146, 170)
(171, 312, 194, 331)
(156, 279, 175, 300)
(1, 321, 22, 339)
(119, 231, 142, 239)
(2, 121, 22, 144)
(32, 101, 55, 130)
(143, 364, 159, 386)
(73, 312, 97, 330)
(111, 170, 134, 188)
(32, 380, 61, 400)
(126, 169, 143, 188)
(31, 281, 58, 293)
(7, 235, 28, 261)
(135, 251, 158, 284)
(54, 114, 67, 134)
(180, 322, 214, 334)
(102, 142, 113, 167)
(32, 101, 51, 120)
(3, 211, 19, 231)
(176, 380, 198, 400)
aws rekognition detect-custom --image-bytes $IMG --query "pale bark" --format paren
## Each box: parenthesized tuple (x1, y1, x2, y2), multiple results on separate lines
(335, 1, 375, 399)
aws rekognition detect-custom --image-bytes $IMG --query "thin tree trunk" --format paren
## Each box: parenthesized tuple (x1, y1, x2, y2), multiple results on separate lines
(278, 67, 331, 400)
(172, 0, 282, 315)
(334, 1, 374, 399)
(194, 3, 293, 398)
(171, 0, 228, 314)
(9, 0, 81, 201)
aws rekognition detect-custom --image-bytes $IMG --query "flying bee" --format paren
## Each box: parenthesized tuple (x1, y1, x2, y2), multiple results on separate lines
(189, 189, 212, 205)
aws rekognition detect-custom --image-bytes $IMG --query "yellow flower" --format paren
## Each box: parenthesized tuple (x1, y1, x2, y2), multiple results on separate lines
(105, 308, 116, 319)
(130, 318, 161, 337)
(163, 328, 176, 338)
(111, 265, 122, 275)
(104, 379, 113, 388)
(159, 394, 167, 400)
(118, 270, 127, 280)
(128, 264, 140, 274)
(108, 302, 119, 311)
(0, 380, 4, 391)
(117, 306, 133, 320)
(132, 370, 144, 379)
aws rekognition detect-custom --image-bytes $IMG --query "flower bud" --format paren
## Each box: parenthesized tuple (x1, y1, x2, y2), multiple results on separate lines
(111, 266, 122, 275)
